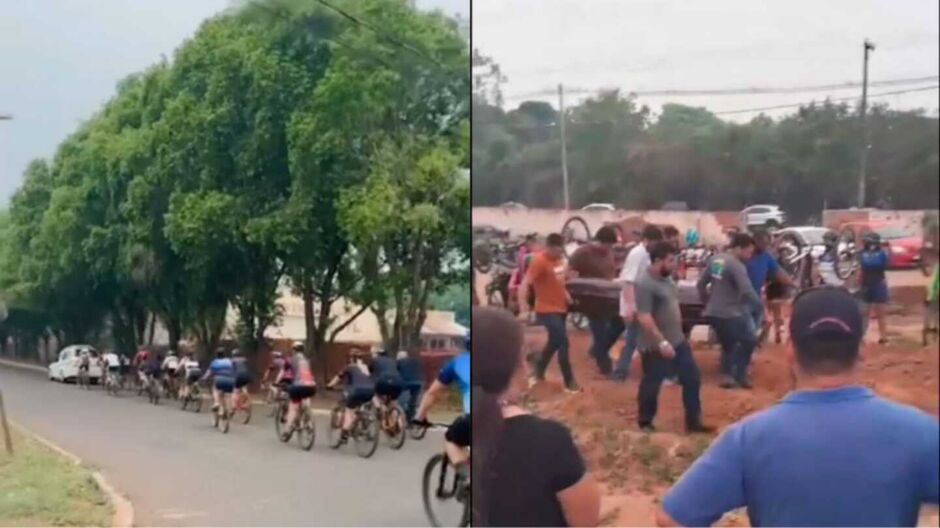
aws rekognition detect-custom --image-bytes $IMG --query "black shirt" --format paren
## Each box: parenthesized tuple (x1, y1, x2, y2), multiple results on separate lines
(342, 364, 374, 389)
(371, 355, 401, 381)
(396, 357, 423, 385)
(485, 415, 586, 527)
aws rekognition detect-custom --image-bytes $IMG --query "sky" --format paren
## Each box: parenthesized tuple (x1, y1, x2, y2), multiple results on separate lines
(472, 0, 940, 120)
(0, 0, 468, 204)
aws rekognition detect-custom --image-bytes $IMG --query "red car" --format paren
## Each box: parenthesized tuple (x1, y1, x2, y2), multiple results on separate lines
(841, 221, 923, 269)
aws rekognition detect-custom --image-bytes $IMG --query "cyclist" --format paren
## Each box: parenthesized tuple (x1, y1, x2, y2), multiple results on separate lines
(202, 348, 235, 414)
(76, 349, 91, 385)
(101, 349, 121, 387)
(396, 350, 424, 422)
(132, 348, 150, 388)
(370, 348, 403, 408)
(232, 348, 252, 398)
(143, 350, 163, 393)
(161, 350, 180, 393)
(177, 350, 201, 400)
(326, 348, 374, 444)
(274, 345, 298, 391)
(415, 333, 471, 479)
(281, 347, 317, 440)
(263, 349, 287, 393)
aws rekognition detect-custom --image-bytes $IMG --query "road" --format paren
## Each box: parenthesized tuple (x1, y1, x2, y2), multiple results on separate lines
(0, 363, 462, 526)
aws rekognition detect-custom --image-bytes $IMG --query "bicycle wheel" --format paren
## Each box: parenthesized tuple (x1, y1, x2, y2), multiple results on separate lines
(327, 405, 345, 449)
(385, 404, 407, 450)
(422, 453, 465, 527)
(275, 402, 290, 443)
(181, 391, 190, 410)
(408, 421, 429, 440)
(297, 409, 316, 451)
(562, 215, 591, 257)
(237, 393, 252, 425)
(192, 387, 202, 413)
(354, 405, 379, 458)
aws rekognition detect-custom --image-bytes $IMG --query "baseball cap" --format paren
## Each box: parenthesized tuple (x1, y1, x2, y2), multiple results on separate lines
(790, 286, 864, 345)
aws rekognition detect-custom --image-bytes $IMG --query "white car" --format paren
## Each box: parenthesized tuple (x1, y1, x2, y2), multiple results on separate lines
(49, 345, 102, 383)
(581, 203, 616, 212)
(741, 204, 786, 229)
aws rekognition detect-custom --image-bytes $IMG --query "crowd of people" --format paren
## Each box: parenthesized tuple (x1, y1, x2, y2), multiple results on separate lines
(468, 223, 940, 527)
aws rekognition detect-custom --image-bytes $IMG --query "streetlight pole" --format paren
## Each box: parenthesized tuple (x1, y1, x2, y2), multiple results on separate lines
(558, 84, 570, 210)
(857, 39, 875, 208)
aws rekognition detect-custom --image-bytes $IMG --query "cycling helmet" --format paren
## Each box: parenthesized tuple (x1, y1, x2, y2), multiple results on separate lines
(863, 231, 882, 246)
(823, 230, 839, 246)
(168, 349, 177, 357)
(272, 350, 283, 358)
(231, 348, 243, 358)
(291, 341, 304, 353)
(685, 228, 700, 247)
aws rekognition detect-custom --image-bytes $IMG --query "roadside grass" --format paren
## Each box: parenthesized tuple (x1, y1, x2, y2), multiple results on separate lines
(0, 430, 111, 527)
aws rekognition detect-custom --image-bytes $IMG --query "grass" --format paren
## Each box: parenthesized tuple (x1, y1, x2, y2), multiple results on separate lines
(0, 430, 111, 527)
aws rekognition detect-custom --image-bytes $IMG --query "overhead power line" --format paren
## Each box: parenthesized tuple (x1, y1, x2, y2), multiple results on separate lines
(503, 75, 939, 101)
(312, 0, 446, 69)
(713, 84, 939, 115)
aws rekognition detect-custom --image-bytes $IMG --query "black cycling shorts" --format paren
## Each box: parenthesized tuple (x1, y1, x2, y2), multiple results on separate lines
(107, 366, 120, 373)
(214, 377, 235, 393)
(186, 371, 201, 384)
(234, 373, 252, 389)
(375, 377, 402, 400)
(445, 414, 470, 448)
(344, 387, 374, 409)
(287, 385, 317, 403)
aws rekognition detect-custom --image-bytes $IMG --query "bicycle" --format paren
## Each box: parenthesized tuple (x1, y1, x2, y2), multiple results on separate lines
(212, 393, 232, 434)
(412, 420, 470, 527)
(180, 380, 203, 413)
(105, 370, 123, 396)
(232, 387, 252, 425)
(327, 393, 379, 458)
(147, 375, 162, 405)
(275, 392, 316, 451)
(375, 394, 407, 449)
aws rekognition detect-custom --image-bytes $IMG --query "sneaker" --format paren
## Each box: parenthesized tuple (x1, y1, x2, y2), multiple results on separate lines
(877, 337, 889, 345)
(564, 383, 583, 394)
(737, 377, 753, 390)
(527, 375, 539, 389)
(663, 376, 678, 386)
(686, 422, 716, 434)
(719, 376, 738, 389)
(639, 423, 656, 433)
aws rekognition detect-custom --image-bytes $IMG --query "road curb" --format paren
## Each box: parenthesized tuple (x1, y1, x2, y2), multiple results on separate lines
(10, 420, 135, 528)
(0, 358, 47, 374)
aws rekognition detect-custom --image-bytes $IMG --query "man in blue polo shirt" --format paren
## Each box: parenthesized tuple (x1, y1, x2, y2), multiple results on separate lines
(656, 286, 939, 527)
(746, 230, 793, 342)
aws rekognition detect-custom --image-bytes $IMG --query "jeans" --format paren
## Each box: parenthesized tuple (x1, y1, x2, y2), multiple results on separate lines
(535, 313, 575, 386)
(709, 315, 757, 383)
(587, 315, 625, 375)
(637, 341, 702, 427)
(611, 320, 639, 380)
(400, 382, 423, 421)
(750, 303, 765, 337)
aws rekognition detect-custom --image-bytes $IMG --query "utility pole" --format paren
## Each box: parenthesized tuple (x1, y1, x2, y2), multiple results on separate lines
(857, 39, 875, 208)
(558, 84, 570, 210)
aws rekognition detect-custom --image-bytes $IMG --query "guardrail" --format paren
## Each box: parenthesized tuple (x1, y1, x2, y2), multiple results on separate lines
(0, 389, 12, 455)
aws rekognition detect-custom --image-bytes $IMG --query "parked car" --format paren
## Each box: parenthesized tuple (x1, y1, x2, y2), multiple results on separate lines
(740, 204, 787, 229)
(581, 203, 616, 212)
(839, 221, 923, 269)
(48, 345, 101, 383)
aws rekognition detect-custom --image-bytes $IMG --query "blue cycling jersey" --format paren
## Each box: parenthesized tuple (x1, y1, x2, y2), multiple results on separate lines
(438, 351, 470, 414)
(208, 358, 235, 379)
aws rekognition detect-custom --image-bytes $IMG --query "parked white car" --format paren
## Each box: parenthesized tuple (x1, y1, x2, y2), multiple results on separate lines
(581, 203, 616, 212)
(48, 345, 102, 383)
(740, 204, 787, 229)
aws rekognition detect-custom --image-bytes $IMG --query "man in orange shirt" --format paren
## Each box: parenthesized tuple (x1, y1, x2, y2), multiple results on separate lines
(518, 233, 581, 393)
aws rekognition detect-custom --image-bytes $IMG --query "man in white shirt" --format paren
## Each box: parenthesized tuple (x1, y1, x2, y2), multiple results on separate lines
(612, 225, 664, 381)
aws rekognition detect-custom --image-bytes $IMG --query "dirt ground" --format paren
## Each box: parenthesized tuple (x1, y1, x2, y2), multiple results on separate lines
(511, 296, 939, 526)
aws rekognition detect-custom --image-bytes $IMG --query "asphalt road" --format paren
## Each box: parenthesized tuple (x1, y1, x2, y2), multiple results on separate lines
(0, 363, 462, 526)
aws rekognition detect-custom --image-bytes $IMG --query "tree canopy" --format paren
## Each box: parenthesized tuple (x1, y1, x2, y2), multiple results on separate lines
(0, 0, 469, 376)
(472, 53, 939, 223)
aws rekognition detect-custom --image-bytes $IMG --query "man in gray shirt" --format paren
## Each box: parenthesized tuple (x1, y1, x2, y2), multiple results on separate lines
(635, 242, 713, 434)
(697, 233, 763, 389)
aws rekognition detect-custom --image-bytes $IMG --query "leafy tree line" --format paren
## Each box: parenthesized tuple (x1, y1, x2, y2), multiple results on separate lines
(0, 0, 469, 380)
(471, 54, 939, 223)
